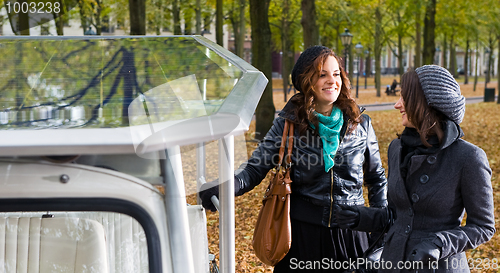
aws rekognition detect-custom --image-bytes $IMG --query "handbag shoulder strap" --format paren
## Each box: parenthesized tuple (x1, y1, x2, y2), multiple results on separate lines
(277, 120, 294, 169)
(285, 122, 294, 167)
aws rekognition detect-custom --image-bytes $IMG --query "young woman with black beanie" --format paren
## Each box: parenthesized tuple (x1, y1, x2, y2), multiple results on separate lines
(200, 46, 388, 272)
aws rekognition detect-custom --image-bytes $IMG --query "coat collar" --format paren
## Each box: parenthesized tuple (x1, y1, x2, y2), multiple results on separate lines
(399, 119, 463, 178)
(440, 119, 464, 150)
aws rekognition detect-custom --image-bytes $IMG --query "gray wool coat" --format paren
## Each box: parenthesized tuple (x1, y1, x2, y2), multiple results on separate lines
(356, 137, 495, 273)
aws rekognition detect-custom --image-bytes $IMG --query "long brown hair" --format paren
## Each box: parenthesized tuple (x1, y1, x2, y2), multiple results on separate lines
(291, 49, 361, 135)
(401, 69, 445, 146)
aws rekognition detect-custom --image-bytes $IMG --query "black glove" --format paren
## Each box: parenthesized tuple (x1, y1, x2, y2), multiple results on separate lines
(335, 204, 360, 228)
(199, 177, 241, 212)
(408, 239, 442, 267)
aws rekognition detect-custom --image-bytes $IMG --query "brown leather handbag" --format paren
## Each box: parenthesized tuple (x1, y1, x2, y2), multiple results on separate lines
(252, 120, 294, 266)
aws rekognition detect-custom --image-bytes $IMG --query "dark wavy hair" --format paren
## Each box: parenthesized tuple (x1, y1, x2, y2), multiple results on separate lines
(290, 48, 361, 135)
(401, 69, 445, 146)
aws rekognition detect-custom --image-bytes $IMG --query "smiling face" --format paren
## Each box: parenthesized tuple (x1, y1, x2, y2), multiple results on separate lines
(313, 56, 342, 115)
(394, 95, 415, 128)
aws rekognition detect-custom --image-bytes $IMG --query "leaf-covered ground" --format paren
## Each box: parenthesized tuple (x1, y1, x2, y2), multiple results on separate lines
(187, 81, 500, 273)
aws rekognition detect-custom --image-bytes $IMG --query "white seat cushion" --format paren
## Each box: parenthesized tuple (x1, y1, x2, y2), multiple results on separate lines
(0, 217, 108, 273)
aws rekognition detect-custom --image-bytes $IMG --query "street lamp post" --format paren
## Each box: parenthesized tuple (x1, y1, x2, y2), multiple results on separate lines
(355, 42, 363, 98)
(340, 28, 353, 75)
(364, 49, 369, 89)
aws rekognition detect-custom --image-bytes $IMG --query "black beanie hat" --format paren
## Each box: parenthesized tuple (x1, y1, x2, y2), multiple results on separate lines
(291, 45, 331, 92)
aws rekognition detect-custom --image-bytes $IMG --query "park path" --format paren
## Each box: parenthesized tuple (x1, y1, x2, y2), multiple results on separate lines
(270, 96, 497, 115)
(360, 96, 497, 112)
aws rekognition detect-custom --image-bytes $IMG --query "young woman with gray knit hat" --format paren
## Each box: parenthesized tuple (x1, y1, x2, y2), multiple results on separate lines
(199, 45, 388, 272)
(336, 65, 495, 273)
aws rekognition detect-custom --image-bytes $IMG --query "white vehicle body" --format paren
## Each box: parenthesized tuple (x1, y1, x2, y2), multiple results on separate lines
(0, 36, 267, 273)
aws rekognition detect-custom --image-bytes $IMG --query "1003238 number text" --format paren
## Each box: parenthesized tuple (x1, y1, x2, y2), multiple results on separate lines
(444, 257, 498, 270)
(5, 1, 61, 14)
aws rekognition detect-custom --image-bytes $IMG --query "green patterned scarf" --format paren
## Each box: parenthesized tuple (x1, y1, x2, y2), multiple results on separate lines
(313, 107, 344, 172)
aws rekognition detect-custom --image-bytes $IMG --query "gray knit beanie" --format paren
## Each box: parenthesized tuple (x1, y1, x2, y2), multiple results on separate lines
(415, 65, 465, 124)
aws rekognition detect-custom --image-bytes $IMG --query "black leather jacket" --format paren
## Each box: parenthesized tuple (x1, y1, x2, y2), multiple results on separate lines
(236, 100, 387, 227)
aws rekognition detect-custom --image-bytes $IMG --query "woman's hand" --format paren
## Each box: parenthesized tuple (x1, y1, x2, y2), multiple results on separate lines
(334, 204, 360, 228)
(199, 177, 242, 212)
(199, 180, 221, 212)
(408, 239, 442, 266)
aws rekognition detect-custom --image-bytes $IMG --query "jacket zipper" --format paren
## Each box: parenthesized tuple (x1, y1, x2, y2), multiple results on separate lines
(328, 118, 350, 227)
(328, 170, 334, 227)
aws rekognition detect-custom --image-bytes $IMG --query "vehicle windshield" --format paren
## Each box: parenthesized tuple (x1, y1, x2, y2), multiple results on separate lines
(0, 36, 242, 130)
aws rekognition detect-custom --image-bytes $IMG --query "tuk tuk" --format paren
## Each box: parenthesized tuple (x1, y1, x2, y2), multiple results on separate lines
(0, 35, 267, 273)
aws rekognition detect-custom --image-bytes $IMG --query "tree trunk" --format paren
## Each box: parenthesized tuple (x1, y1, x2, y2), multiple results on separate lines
(184, 22, 192, 35)
(129, 0, 145, 35)
(121, 48, 136, 126)
(195, 0, 202, 34)
(301, 0, 319, 49)
(443, 34, 448, 69)
(231, 18, 239, 52)
(19, 0, 30, 35)
(450, 43, 456, 77)
(348, 44, 353, 84)
(155, 0, 164, 35)
(335, 21, 341, 53)
(497, 35, 500, 103)
(172, 0, 181, 35)
(216, 0, 223, 46)
(95, 0, 102, 35)
(450, 35, 456, 77)
(375, 7, 382, 97)
(236, 0, 246, 57)
(15, 43, 24, 121)
(203, 14, 212, 34)
(486, 34, 493, 85)
(53, 0, 64, 35)
(78, 0, 88, 35)
(484, 33, 493, 85)
(366, 48, 371, 77)
(415, 0, 421, 68)
(464, 38, 469, 84)
(250, 0, 274, 140)
(422, 0, 436, 65)
(287, 43, 296, 92)
(398, 31, 404, 77)
(365, 49, 371, 89)
(473, 34, 478, 91)
(282, 0, 290, 101)
(184, 9, 194, 34)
